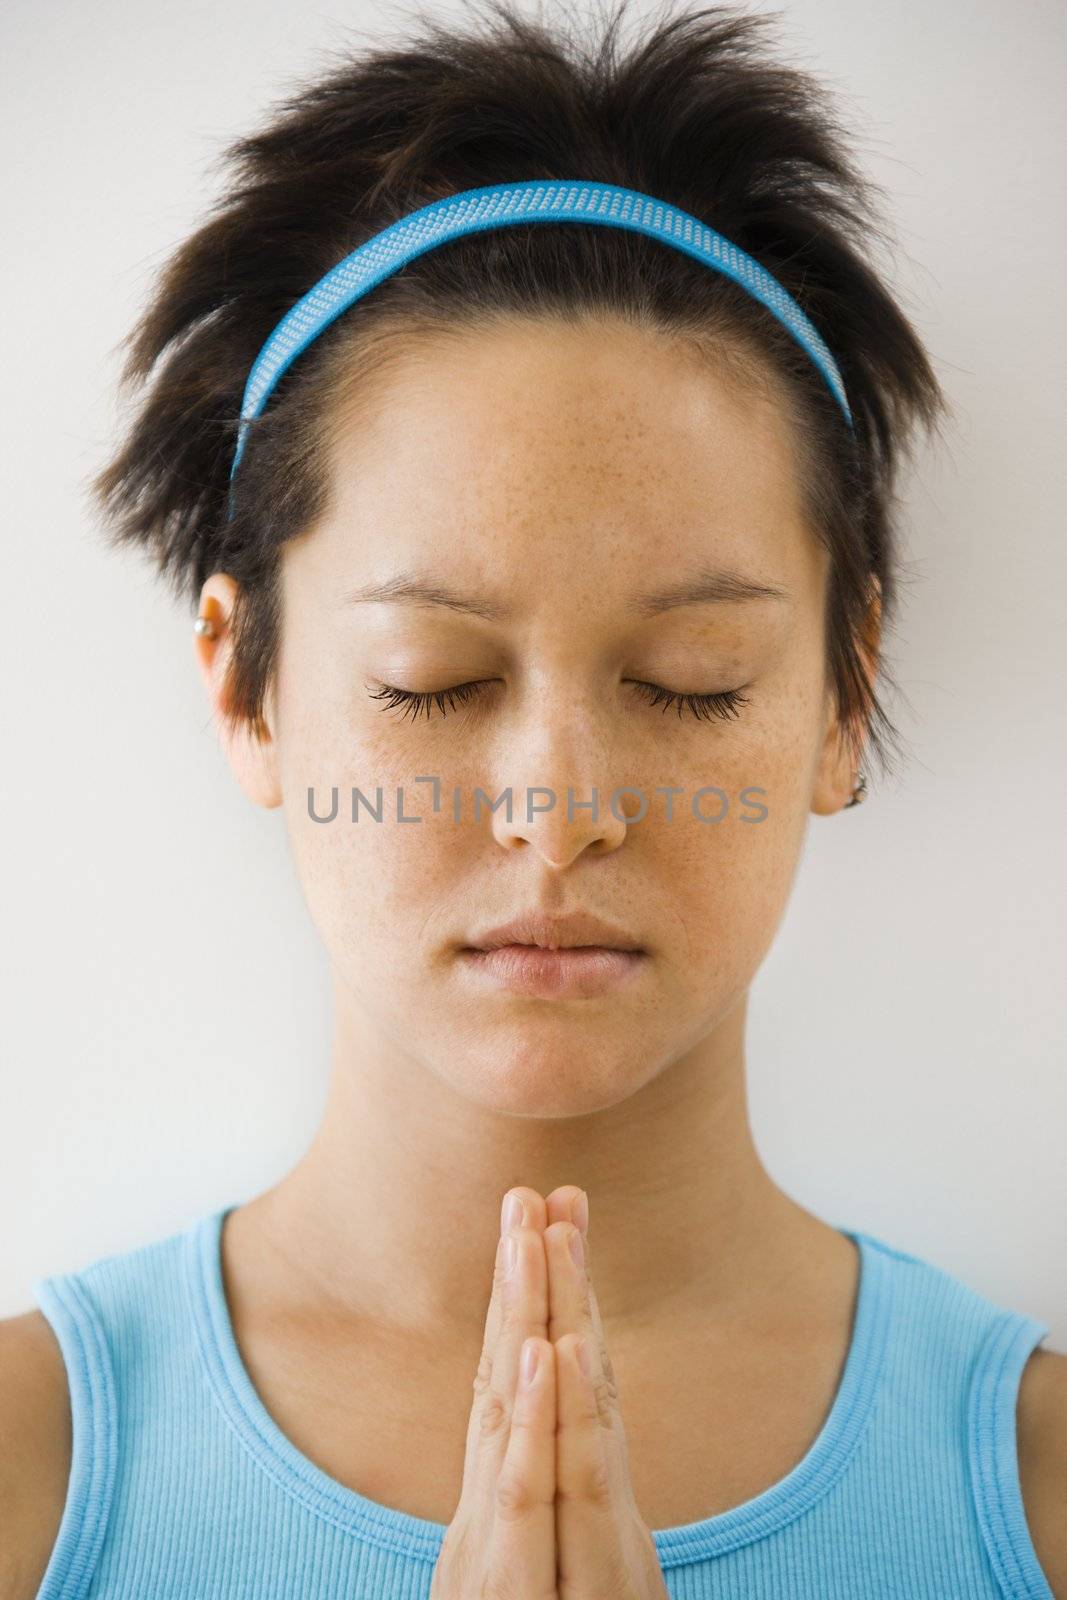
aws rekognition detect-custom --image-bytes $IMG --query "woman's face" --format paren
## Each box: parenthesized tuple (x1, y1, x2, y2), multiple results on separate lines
(205, 316, 858, 1116)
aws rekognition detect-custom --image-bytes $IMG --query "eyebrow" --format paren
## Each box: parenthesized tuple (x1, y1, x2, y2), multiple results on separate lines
(339, 565, 790, 622)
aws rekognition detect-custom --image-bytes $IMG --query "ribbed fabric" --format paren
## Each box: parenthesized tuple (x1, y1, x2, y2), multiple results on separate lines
(30, 1206, 1054, 1599)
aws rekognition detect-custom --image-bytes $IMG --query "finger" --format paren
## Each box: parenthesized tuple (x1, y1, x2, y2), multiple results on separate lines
(485, 1336, 557, 1597)
(461, 1205, 550, 1518)
(544, 1186, 593, 1354)
(544, 1218, 593, 1351)
(555, 1332, 629, 1595)
(545, 1213, 621, 1427)
(463, 1187, 547, 1490)
(545, 1189, 633, 1473)
(481, 1188, 548, 1377)
(545, 1184, 586, 1236)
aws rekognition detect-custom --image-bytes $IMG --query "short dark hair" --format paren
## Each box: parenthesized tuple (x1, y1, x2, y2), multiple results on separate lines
(89, 0, 948, 780)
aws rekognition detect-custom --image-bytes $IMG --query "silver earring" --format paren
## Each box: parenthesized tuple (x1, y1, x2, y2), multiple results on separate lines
(193, 616, 217, 639)
(845, 772, 868, 808)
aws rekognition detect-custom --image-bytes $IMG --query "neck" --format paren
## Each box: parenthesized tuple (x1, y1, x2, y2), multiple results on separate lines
(239, 987, 832, 1339)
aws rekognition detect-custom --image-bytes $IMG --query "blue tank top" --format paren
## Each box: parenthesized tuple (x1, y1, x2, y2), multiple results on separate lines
(30, 1205, 1055, 1599)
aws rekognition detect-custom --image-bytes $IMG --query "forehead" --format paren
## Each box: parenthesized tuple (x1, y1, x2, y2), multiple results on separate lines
(302, 316, 816, 598)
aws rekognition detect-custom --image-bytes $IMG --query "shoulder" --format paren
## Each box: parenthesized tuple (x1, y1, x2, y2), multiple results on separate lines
(0, 1308, 73, 1599)
(1017, 1343, 1067, 1598)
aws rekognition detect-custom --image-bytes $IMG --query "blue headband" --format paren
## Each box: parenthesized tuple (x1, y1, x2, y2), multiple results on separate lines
(228, 178, 854, 515)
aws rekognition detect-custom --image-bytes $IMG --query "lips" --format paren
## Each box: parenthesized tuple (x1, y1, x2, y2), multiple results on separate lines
(464, 909, 644, 954)
(458, 942, 646, 999)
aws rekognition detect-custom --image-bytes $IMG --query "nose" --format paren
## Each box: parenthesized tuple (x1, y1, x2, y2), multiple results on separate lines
(484, 691, 638, 868)
(489, 780, 635, 867)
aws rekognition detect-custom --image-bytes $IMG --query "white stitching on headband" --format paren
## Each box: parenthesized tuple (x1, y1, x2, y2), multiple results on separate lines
(227, 178, 854, 516)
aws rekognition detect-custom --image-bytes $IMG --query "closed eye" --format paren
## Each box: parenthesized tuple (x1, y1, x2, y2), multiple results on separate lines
(366, 679, 491, 722)
(366, 678, 751, 724)
(627, 680, 751, 721)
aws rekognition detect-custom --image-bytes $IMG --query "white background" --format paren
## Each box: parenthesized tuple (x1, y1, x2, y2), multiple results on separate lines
(2, 0, 1064, 1343)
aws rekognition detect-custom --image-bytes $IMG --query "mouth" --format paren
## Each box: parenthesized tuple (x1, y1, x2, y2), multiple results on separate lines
(457, 942, 647, 999)
(464, 910, 644, 954)
(458, 910, 647, 998)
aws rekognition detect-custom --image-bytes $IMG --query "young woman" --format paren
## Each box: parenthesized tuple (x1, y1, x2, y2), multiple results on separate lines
(4, 3, 1064, 1597)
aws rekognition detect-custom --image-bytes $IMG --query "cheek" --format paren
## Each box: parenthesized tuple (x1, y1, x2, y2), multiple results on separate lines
(645, 790, 804, 1004)
(646, 701, 821, 990)
(286, 788, 466, 983)
(271, 676, 460, 975)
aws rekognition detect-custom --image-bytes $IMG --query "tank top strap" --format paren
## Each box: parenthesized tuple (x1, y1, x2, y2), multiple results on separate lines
(854, 1230, 1054, 1600)
(967, 1306, 1055, 1600)
(31, 1222, 196, 1600)
(31, 1269, 119, 1600)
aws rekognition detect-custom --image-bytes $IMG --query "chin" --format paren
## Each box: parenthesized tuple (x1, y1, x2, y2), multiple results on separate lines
(439, 1027, 659, 1119)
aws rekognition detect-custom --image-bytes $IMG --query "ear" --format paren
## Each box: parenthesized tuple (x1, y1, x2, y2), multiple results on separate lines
(810, 577, 881, 817)
(192, 574, 282, 810)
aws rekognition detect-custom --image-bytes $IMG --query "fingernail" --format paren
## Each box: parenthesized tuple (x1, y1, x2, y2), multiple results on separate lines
(577, 1338, 593, 1379)
(568, 1225, 585, 1269)
(500, 1191, 523, 1235)
(573, 1190, 589, 1235)
(503, 1234, 518, 1275)
(521, 1339, 540, 1385)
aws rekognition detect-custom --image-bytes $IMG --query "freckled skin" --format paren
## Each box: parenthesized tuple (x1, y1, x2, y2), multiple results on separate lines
(182, 314, 884, 1539)
(197, 317, 860, 1123)
(183, 319, 1059, 1568)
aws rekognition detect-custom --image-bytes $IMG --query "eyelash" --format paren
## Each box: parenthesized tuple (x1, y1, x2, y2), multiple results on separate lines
(366, 679, 751, 725)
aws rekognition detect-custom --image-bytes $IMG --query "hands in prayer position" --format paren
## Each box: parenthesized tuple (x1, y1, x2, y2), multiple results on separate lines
(430, 1184, 670, 1599)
